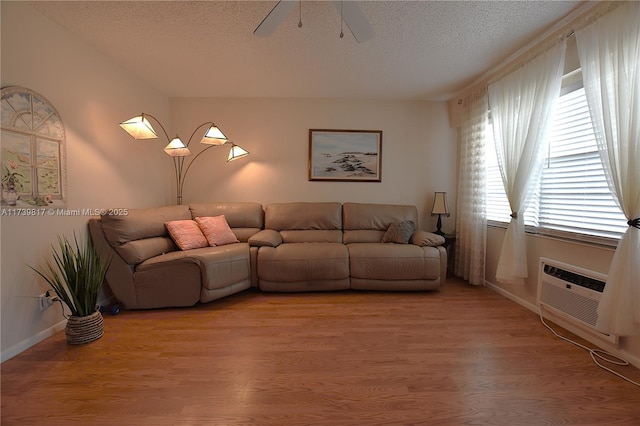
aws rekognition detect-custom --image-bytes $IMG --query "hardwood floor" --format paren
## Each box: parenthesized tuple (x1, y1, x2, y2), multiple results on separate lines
(2, 277, 639, 425)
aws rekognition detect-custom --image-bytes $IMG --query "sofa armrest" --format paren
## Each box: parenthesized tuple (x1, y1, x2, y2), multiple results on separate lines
(410, 230, 445, 247)
(88, 218, 137, 309)
(248, 229, 283, 247)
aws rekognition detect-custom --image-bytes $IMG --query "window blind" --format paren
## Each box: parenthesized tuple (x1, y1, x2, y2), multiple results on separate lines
(539, 87, 627, 241)
(485, 85, 626, 244)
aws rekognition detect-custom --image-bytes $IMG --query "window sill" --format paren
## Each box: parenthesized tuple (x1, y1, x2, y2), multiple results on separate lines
(487, 221, 620, 249)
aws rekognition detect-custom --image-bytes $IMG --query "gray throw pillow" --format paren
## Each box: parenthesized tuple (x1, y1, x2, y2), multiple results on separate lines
(382, 220, 415, 244)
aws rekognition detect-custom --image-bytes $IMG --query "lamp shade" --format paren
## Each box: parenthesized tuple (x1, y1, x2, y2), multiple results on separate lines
(164, 136, 192, 157)
(431, 192, 450, 216)
(227, 143, 249, 162)
(201, 124, 228, 146)
(119, 114, 158, 139)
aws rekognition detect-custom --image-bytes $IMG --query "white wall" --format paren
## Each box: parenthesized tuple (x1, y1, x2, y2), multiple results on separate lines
(0, 3, 172, 361)
(170, 97, 457, 231)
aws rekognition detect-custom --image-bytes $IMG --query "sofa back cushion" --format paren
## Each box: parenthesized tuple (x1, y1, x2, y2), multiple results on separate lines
(101, 205, 191, 245)
(100, 205, 190, 265)
(343, 203, 419, 244)
(190, 202, 264, 242)
(265, 202, 343, 243)
(113, 237, 177, 265)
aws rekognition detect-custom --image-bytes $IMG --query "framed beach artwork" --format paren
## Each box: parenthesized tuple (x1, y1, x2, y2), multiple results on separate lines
(308, 129, 382, 182)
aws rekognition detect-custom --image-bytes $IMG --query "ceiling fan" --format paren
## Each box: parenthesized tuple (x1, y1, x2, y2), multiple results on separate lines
(254, 0, 375, 43)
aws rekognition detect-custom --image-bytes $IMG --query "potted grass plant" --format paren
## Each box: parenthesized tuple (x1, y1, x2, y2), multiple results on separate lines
(30, 233, 109, 344)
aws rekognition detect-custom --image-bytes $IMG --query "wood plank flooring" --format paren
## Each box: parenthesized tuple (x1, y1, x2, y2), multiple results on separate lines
(2, 277, 639, 425)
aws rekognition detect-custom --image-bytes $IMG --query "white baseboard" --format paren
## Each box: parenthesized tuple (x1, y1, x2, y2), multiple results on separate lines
(1, 320, 66, 363)
(485, 279, 640, 370)
(485, 279, 539, 312)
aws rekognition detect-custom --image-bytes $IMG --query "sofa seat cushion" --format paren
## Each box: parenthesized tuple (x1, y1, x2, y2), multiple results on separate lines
(343, 229, 385, 244)
(138, 243, 251, 291)
(257, 243, 349, 282)
(347, 243, 441, 281)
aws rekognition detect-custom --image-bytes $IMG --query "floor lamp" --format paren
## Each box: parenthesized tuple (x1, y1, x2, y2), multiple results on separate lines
(119, 113, 249, 205)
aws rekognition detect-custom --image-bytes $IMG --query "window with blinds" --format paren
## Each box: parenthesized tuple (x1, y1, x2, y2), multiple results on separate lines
(486, 81, 627, 244)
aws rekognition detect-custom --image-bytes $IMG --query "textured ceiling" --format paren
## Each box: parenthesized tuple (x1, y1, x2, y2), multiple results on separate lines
(28, 0, 585, 101)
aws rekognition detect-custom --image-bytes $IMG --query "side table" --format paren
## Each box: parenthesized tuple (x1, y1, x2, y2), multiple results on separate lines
(443, 234, 456, 278)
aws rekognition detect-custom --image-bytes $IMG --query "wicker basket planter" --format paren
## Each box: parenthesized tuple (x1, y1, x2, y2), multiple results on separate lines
(29, 233, 109, 345)
(65, 310, 104, 345)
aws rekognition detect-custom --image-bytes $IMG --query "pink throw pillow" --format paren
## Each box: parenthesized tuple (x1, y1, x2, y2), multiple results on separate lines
(195, 215, 240, 246)
(165, 220, 208, 250)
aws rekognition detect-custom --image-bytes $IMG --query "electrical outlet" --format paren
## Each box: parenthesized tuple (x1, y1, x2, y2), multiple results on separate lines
(38, 292, 57, 311)
(38, 293, 49, 311)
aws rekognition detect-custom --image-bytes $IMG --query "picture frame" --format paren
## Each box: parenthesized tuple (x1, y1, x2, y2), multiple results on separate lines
(1, 86, 67, 208)
(308, 129, 382, 182)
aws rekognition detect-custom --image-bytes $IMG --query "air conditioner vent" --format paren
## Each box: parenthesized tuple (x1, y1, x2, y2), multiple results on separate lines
(539, 279, 599, 326)
(543, 264, 605, 292)
(537, 257, 617, 344)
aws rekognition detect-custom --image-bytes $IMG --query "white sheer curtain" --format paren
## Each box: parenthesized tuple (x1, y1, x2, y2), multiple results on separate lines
(488, 41, 566, 284)
(455, 90, 488, 285)
(576, 2, 640, 336)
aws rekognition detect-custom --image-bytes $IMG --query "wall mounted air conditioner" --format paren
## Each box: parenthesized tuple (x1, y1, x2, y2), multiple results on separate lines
(537, 257, 618, 345)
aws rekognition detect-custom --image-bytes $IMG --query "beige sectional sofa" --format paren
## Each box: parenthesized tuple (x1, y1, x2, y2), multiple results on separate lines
(89, 201, 447, 309)
(89, 202, 263, 309)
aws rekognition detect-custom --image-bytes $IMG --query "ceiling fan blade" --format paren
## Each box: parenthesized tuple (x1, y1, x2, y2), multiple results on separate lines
(254, 1, 297, 37)
(333, 1, 375, 43)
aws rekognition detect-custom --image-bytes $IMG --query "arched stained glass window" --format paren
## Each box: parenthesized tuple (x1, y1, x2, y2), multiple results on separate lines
(1, 86, 66, 207)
